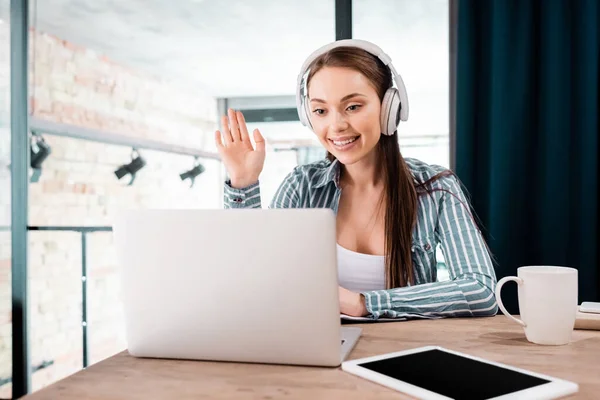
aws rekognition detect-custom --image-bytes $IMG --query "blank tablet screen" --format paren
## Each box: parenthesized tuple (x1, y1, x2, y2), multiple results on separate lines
(357, 349, 550, 400)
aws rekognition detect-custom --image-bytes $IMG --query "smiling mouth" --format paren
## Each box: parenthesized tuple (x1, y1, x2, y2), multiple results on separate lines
(329, 136, 359, 147)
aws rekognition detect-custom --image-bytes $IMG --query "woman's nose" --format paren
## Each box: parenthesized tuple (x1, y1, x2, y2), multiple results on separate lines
(331, 112, 349, 132)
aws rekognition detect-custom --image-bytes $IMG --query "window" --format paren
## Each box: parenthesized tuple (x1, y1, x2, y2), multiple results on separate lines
(353, 0, 450, 168)
(0, 1, 11, 396)
(7, 1, 453, 393)
(245, 120, 322, 205)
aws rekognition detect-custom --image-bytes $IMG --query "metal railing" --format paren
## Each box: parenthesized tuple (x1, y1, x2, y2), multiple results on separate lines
(0, 361, 53, 388)
(27, 225, 113, 369)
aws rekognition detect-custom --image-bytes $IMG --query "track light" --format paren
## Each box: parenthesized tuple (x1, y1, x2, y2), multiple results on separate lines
(180, 157, 205, 188)
(115, 149, 146, 186)
(30, 134, 51, 183)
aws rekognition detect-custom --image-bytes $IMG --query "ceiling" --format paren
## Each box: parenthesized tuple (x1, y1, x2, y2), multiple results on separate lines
(25, 0, 336, 97)
(1, 0, 448, 99)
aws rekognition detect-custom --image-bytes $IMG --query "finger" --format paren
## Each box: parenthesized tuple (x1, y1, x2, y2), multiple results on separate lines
(236, 111, 250, 143)
(215, 131, 224, 150)
(221, 115, 233, 144)
(228, 108, 241, 142)
(253, 129, 266, 153)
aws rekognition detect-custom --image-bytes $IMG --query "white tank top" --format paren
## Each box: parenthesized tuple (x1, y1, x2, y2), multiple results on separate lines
(336, 243, 386, 293)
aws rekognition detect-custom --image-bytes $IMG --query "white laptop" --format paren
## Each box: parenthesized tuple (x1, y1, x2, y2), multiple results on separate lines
(112, 208, 361, 367)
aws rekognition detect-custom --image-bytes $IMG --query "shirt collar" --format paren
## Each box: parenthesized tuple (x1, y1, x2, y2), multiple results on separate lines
(314, 158, 341, 189)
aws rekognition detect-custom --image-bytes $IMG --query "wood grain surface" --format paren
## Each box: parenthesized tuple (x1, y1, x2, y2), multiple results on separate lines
(24, 316, 600, 399)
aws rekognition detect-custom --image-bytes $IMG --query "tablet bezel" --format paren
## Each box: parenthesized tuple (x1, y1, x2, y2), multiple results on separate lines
(341, 346, 579, 400)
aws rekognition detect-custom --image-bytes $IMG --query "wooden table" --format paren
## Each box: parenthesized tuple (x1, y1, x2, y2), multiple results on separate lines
(24, 316, 600, 399)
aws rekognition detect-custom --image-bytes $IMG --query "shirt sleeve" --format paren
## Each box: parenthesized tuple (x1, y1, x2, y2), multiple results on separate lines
(223, 167, 304, 209)
(361, 175, 498, 320)
(223, 180, 262, 209)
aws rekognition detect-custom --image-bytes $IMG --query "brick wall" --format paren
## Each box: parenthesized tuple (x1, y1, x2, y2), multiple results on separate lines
(0, 25, 224, 397)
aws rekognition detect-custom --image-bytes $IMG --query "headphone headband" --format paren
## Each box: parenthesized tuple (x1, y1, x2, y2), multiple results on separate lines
(295, 39, 409, 128)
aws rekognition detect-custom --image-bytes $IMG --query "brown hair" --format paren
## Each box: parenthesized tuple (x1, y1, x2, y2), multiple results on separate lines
(306, 47, 455, 288)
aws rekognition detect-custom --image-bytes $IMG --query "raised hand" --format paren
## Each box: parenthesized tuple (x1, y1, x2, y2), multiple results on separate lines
(215, 109, 266, 189)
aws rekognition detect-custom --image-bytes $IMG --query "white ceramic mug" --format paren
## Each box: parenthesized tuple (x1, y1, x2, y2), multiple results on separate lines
(495, 266, 578, 345)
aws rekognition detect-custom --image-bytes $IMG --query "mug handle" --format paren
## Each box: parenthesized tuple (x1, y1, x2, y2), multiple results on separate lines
(495, 276, 526, 327)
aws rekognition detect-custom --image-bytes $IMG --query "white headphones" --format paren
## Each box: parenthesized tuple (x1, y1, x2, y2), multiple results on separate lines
(296, 39, 409, 136)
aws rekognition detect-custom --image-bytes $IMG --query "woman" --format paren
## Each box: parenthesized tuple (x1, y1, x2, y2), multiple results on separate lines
(215, 40, 498, 320)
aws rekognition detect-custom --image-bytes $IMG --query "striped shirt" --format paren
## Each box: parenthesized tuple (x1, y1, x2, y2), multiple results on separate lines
(224, 157, 498, 320)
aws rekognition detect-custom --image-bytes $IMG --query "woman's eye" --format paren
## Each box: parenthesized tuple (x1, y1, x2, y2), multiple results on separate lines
(312, 109, 325, 115)
(347, 104, 361, 111)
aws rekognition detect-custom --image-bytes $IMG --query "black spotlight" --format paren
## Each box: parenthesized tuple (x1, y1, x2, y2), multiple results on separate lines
(30, 134, 52, 183)
(115, 149, 146, 186)
(180, 157, 205, 188)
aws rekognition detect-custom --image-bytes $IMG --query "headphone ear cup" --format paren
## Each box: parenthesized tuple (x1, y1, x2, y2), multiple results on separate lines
(297, 75, 312, 129)
(297, 94, 309, 127)
(302, 97, 313, 130)
(380, 88, 401, 136)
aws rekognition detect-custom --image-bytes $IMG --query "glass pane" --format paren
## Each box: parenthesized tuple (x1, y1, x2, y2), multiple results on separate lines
(353, 0, 450, 167)
(87, 232, 126, 366)
(29, 231, 83, 391)
(0, 0, 11, 397)
(28, 0, 335, 392)
(245, 121, 323, 206)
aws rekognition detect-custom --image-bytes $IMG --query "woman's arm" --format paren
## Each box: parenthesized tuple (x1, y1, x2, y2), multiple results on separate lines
(360, 175, 498, 320)
(217, 109, 267, 209)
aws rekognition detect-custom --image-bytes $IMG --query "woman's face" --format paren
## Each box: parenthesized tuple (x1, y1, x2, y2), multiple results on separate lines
(307, 66, 382, 166)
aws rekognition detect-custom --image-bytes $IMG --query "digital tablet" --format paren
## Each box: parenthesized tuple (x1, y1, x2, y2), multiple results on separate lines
(342, 346, 578, 400)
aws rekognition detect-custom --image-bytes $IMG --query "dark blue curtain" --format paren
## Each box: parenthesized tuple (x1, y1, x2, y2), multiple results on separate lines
(456, 0, 599, 313)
